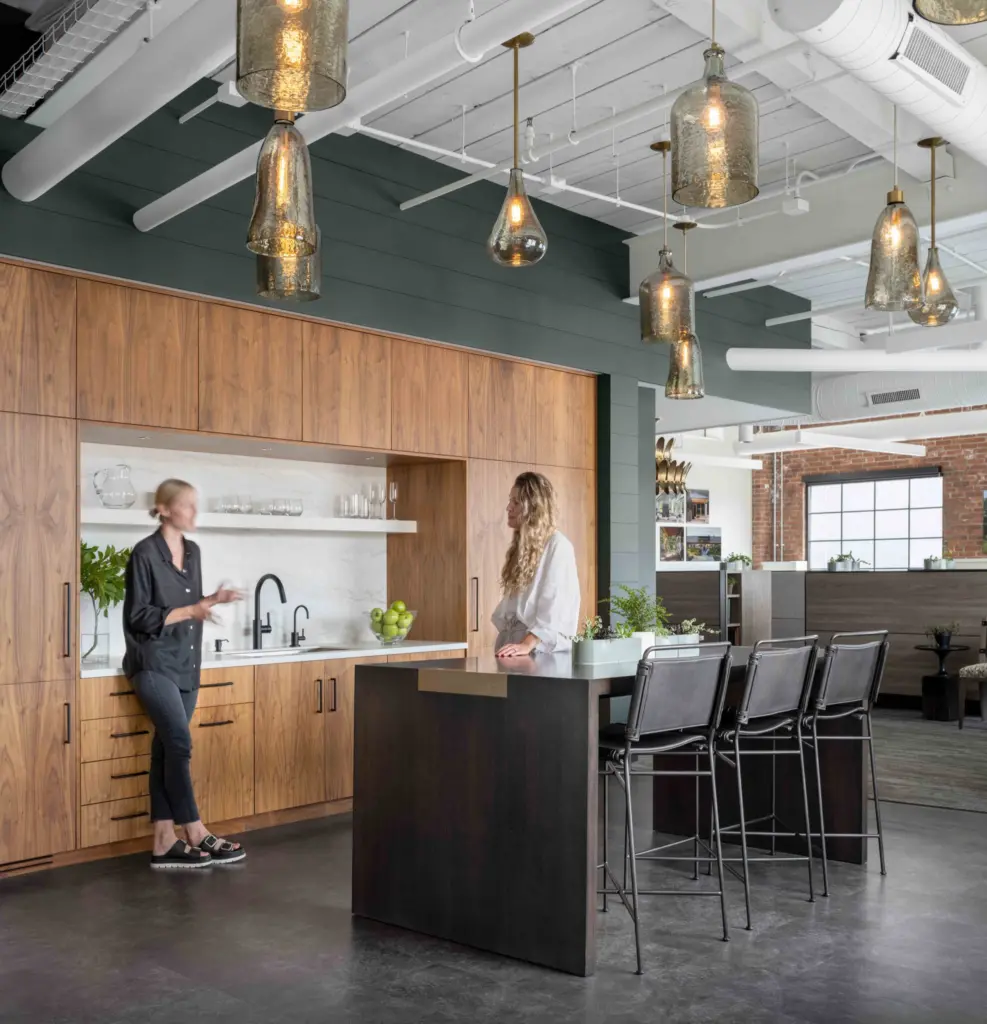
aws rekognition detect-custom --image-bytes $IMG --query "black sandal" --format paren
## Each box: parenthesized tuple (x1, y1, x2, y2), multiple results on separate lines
(150, 840, 213, 870)
(196, 834, 246, 865)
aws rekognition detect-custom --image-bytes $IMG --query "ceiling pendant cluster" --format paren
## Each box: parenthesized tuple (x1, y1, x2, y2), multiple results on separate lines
(913, 1, 987, 26)
(909, 137, 958, 327)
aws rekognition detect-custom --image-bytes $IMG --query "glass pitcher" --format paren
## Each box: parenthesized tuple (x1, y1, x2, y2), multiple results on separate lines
(93, 464, 137, 509)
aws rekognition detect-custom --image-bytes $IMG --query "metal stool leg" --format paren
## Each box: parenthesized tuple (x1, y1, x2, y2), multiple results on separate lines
(865, 710, 887, 876)
(796, 730, 815, 903)
(693, 752, 700, 881)
(770, 735, 777, 857)
(811, 717, 830, 897)
(602, 766, 610, 910)
(708, 747, 729, 942)
(623, 755, 643, 975)
(734, 734, 753, 931)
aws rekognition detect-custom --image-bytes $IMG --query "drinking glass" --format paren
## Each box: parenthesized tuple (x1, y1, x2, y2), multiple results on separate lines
(370, 483, 385, 518)
(272, 497, 288, 516)
(222, 495, 237, 514)
(288, 498, 303, 517)
(389, 481, 398, 520)
(257, 498, 273, 515)
(240, 495, 254, 515)
(360, 495, 371, 519)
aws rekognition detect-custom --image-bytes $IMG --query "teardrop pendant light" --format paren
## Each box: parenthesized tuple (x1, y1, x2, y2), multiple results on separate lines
(865, 106, 923, 311)
(487, 34, 547, 267)
(908, 138, 958, 327)
(639, 141, 695, 344)
(237, 0, 349, 112)
(247, 113, 318, 258)
(913, 1, 987, 26)
(257, 228, 321, 300)
(670, 0, 758, 209)
(666, 333, 705, 400)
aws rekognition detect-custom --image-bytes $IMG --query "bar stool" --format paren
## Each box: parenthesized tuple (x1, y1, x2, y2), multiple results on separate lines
(803, 630, 890, 896)
(715, 637, 819, 931)
(598, 643, 733, 974)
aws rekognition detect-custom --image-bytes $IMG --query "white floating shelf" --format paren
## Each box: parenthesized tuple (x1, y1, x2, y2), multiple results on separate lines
(81, 508, 417, 534)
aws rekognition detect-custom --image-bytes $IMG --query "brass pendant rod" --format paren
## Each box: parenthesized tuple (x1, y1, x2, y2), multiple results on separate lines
(711, 0, 717, 47)
(893, 105, 898, 189)
(663, 151, 668, 248)
(930, 143, 937, 249)
(513, 43, 519, 169)
(683, 227, 688, 274)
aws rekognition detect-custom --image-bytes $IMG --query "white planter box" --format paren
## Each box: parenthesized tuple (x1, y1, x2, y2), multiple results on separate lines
(726, 561, 750, 573)
(632, 631, 655, 657)
(572, 637, 641, 666)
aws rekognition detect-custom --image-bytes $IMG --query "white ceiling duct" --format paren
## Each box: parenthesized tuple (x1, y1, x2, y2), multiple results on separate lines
(770, 0, 987, 167)
(727, 348, 987, 372)
(813, 370, 987, 422)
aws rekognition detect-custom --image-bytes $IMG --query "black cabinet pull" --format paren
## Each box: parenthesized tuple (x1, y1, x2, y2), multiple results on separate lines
(110, 811, 149, 822)
(109, 690, 136, 698)
(110, 729, 150, 738)
(316, 678, 324, 714)
(330, 678, 338, 713)
(198, 719, 234, 728)
(110, 769, 150, 780)
(63, 702, 71, 745)
(200, 681, 234, 689)
(470, 577, 479, 633)
(63, 582, 71, 658)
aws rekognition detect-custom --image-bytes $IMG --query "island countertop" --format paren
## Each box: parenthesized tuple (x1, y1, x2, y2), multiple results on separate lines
(369, 652, 642, 685)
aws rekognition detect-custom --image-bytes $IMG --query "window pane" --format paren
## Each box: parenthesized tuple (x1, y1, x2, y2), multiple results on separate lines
(911, 539, 941, 568)
(809, 484, 841, 514)
(809, 541, 842, 570)
(848, 541, 874, 568)
(910, 476, 943, 508)
(910, 507, 942, 538)
(874, 538, 909, 569)
(842, 481, 874, 511)
(876, 479, 909, 510)
(842, 511, 874, 539)
(875, 508, 909, 538)
(809, 512, 841, 541)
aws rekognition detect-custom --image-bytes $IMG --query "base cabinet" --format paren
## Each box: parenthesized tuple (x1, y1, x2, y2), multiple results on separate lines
(190, 703, 254, 823)
(325, 659, 356, 802)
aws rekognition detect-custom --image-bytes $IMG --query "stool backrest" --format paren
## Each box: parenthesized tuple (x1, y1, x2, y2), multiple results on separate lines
(737, 637, 819, 724)
(625, 643, 732, 742)
(815, 631, 890, 709)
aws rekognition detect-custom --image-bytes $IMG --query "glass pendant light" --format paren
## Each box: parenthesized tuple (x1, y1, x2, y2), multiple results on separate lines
(865, 106, 922, 311)
(670, 0, 758, 209)
(237, 0, 348, 112)
(666, 333, 705, 400)
(257, 228, 321, 300)
(909, 138, 958, 327)
(247, 113, 317, 258)
(913, 1, 987, 26)
(639, 141, 695, 343)
(487, 34, 547, 267)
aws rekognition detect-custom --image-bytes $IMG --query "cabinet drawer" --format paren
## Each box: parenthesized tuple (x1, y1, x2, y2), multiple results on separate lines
(81, 755, 151, 806)
(198, 665, 254, 706)
(81, 714, 153, 762)
(79, 675, 143, 720)
(80, 796, 152, 848)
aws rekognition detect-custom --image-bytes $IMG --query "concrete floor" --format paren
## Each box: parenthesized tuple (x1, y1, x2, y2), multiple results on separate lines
(2, 799, 986, 1024)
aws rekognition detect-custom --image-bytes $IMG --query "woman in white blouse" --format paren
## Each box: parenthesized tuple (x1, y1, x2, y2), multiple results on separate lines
(493, 472, 581, 657)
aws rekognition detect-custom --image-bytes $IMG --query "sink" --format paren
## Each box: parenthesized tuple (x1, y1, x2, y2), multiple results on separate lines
(221, 645, 351, 658)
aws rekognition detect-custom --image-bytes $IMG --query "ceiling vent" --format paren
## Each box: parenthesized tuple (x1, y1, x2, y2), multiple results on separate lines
(893, 14, 975, 107)
(865, 387, 922, 407)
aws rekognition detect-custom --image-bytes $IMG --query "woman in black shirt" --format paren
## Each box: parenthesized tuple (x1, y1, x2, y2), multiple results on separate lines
(124, 479, 243, 869)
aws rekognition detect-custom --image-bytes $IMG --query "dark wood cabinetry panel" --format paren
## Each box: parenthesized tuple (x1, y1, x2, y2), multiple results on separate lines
(390, 339, 467, 457)
(468, 355, 535, 463)
(0, 263, 75, 418)
(535, 367, 596, 470)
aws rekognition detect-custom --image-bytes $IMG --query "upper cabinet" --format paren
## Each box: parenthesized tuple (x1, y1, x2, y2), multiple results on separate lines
(534, 367, 596, 471)
(468, 354, 535, 463)
(390, 340, 468, 457)
(0, 263, 75, 418)
(198, 303, 303, 440)
(77, 280, 197, 430)
(303, 324, 391, 448)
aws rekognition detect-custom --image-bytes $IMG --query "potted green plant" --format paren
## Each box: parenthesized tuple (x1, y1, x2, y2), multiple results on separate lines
(600, 585, 671, 656)
(924, 553, 944, 570)
(667, 618, 711, 648)
(80, 541, 130, 664)
(941, 548, 956, 569)
(828, 552, 868, 572)
(725, 552, 753, 572)
(926, 621, 960, 650)
(570, 616, 638, 666)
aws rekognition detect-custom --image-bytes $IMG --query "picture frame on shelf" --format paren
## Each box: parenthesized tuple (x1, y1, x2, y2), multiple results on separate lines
(659, 525, 685, 562)
(687, 488, 710, 523)
(686, 526, 722, 562)
(656, 491, 686, 524)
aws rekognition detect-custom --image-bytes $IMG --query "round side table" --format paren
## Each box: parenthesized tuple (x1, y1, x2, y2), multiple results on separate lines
(915, 644, 970, 723)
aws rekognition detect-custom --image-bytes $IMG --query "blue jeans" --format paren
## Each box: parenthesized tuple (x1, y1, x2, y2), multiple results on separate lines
(131, 671, 199, 825)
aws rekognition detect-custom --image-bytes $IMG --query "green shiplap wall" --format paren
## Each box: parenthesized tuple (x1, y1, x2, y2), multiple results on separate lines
(0, 81, 811, 597)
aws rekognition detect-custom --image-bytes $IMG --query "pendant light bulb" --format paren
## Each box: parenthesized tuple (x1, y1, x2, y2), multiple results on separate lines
(666, 333, 705, 400)
(908, 138, 958, 327)
(488, 34, 547, 268)
(913, 1, 987, 26)
(257, 228, 322, 301)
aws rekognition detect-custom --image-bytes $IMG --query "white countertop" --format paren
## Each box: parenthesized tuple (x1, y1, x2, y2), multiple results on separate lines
(80, 640, 469, 678)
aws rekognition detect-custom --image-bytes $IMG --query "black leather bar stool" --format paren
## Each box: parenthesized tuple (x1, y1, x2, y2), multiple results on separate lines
(598, 643, 733, 974)
(715, 637, 820, 931)
(802, 631, 890, 896)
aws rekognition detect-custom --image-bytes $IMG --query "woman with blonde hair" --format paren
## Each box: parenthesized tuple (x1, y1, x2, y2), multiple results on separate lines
(492, 471, 580, 657)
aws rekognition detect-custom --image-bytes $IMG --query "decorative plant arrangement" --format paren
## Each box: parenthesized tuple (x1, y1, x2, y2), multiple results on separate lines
(80, 541, 131, 662)
(725, 552, 752, 570)
(570, 616, 639, 666)
(827, 552, 868, 572)
(925, 550, 955, 570)
(600, 585, 671, 654)
(672, 618, 712, 637)
(926, 621, 960, 650)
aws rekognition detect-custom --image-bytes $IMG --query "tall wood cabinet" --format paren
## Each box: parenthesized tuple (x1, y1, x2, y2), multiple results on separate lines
(390, 340, 468, 457)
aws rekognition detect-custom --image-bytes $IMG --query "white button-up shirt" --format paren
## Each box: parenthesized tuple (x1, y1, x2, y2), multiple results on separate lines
(491, 531, 581, 653)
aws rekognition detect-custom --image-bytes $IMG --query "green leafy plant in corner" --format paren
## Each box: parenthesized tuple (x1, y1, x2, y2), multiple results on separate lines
(725, 553, 752, 567)
(599, 585, 670, 636)
(80, 542, 131, 659)
(570, 616, 633, 642)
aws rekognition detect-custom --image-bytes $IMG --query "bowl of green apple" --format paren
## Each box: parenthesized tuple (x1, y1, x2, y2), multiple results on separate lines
(369, 601, 416, 645)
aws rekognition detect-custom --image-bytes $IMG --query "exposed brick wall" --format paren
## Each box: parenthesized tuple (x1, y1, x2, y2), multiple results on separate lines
(752, 433, 987, 565)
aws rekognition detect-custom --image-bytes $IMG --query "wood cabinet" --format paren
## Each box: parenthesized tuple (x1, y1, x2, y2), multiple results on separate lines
(303, 324, 390, 448)
(324, 658, 356, 803)
(198, 302, 303, 440)
(468, 354, 535, 463)
(0, 680, 75, 865)
(535, 367, 596, 470)
(77, 280, 197, 429)
(254, 661, 327, 813)
(390, 340, 468, 457)
(80, 796, 152, 848)
(0, 413, 76, 686)
(0, 264, 75, 418)
(190, 702, 254, 823)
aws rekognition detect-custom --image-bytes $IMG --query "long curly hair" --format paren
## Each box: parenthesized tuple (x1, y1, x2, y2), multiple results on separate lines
(501, 472, 559, 595)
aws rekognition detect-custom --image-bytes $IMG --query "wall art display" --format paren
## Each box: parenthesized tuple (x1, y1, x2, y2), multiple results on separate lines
(656, 491, 686, 524)
(686, 526, 722, 562)
(659, 525, 685, 562)
(687, 488, 710, 523)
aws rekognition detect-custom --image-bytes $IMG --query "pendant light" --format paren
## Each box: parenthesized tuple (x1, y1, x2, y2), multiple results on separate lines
(237, 0, 349, 112)
(913, 1, 987, 26)
(487, 34, 547, 268)
(247, 112, 318, 258)
(666, 333, 705, 400)
(639, 141, 695, 343)
(909, 138, 958, 327)
(257, 228, 321, 300)
(670, 0, 758, 209)
(864, 106, 922, 311)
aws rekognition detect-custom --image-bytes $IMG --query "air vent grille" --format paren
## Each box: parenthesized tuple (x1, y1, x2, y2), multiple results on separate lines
(866, 388, 922, 407)
(895, 18, 973, 104)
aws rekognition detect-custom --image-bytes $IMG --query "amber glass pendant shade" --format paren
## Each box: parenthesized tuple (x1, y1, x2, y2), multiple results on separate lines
(237, 0, 348, 112)
(247, 118, 317, 258)
(671, 46, 759, 209)
(640, 249, 695, 344)
(908, 247, 958, 326)
(913, 1, 987, 25)
(257, 228, 321, 300)
(665, 334, 705, 400)
(864, 189, 923, 311)
(488, 168, 548, 267)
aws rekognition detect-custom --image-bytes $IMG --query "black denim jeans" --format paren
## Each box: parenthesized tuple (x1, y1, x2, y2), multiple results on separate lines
(131, 671, 200, 825)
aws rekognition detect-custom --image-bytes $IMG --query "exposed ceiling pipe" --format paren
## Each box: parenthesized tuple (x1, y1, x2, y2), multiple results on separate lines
(1, 0, 236, 203)
(726, 346, 987, 373)
(738, 428, 926, 457)
(132, 0, 593, 233)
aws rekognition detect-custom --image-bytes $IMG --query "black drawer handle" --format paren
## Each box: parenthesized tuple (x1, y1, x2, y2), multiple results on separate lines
(110, 769, 150, 780)
(110, 811, 150, 822)
(64, 703, 71, 745)
(109, 690, 136, 697)
(110, 729, 150, 738)
(199, 719, 234, 728)
(63, 582, 71, 658)
(200, 681, 234, 689)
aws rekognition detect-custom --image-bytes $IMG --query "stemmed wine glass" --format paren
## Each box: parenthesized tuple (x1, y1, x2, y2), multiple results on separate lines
(388, 482, 398, 521)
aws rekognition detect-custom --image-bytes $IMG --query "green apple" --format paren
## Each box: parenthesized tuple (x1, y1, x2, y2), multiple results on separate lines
(397, 629, 409, 638)
(397, 613, 413, 630)
(383, 609, 399, 626)
(390, 599, 407, 614)
(370, 607, 384, 622)
(382, 623, 399, 638)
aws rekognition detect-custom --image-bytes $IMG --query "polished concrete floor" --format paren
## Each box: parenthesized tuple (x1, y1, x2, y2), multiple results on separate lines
(2, 799, 986, 1024)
